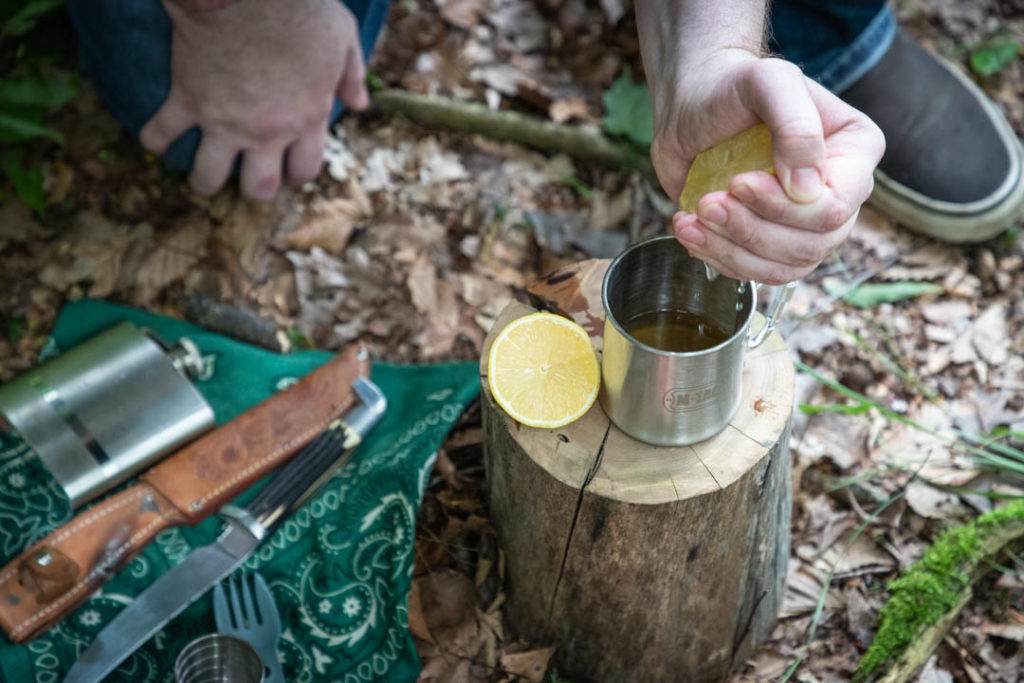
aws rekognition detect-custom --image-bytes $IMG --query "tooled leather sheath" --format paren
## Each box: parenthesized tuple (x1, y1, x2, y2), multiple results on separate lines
(0, 344, 369, 642)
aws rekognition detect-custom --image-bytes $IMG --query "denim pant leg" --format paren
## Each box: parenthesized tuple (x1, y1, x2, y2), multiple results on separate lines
(65, 0, 392, 171)
(770, 0, 897, 93)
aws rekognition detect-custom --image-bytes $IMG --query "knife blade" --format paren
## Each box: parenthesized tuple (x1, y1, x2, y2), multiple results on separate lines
(63, 377, 386, 683)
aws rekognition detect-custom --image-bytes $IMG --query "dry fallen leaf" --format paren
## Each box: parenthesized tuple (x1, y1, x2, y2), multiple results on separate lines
(408, 579, 436, 643)
(549, 95, 592, 123)
(500, 647, 556, 683)
(134, 216, 211, 304)
(286, 183, 371, 255)
(439, 0, 489, 30)
(419, 569, 476, 631)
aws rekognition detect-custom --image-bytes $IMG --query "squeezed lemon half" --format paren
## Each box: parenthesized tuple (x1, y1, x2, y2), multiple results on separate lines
(678, 123, 774, 213)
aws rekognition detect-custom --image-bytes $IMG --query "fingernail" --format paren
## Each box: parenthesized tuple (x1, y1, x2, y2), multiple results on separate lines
(789, 167, 823, 202)
(732, 180, 755, 204)
(698, 202, 727, 227)
(676, 225, 705, 246)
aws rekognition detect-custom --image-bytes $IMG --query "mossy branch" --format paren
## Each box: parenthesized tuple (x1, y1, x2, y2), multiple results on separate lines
(371, 89, 654, 173)
(855, 499, 1024, 682)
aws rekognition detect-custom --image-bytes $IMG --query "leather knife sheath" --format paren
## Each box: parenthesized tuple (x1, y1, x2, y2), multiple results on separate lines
(0, 343, 369, 643)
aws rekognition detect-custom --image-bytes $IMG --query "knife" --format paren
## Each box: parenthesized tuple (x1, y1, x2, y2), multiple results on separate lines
(62, 377, 387, 683)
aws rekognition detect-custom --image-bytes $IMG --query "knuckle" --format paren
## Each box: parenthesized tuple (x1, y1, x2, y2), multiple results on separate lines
(773, 118, 821, 149)
(759, 193, 790, 222)
(251, 117, 291, 143)
(726, 211, 759, 248)
(792, 240, 825, 268)
(763, 268, 793, 287)
(822, 201, 850, 230)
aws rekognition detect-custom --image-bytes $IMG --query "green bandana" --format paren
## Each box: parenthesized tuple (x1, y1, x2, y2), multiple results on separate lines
(0, 299, 479, 682)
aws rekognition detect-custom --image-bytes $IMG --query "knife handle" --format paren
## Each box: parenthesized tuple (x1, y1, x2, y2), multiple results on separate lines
(0, 483, 182, 643)
(249, 421, 365, 535)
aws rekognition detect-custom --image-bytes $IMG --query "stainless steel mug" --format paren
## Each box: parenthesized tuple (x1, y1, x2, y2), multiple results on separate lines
(600, 235, 794, 446)
(175, 634, 265, 683)
(0, 322, 214, 507)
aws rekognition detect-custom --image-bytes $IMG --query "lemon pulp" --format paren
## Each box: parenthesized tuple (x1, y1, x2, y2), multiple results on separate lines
(487, 312, 600, 429)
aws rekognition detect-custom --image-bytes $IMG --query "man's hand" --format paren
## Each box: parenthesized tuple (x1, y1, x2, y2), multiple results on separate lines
(654, 51, 884, 284)
(636, 2, 885, 285)
(141, 0, 369, 199)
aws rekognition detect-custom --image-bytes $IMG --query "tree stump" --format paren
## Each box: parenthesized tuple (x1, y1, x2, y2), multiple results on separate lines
(482, 259, 795, 683)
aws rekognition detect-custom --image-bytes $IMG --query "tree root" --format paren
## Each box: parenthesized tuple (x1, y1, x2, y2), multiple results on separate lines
(370, 89, 653, 173)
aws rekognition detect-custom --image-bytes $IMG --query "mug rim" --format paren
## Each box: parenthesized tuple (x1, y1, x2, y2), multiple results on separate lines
(601, 235, 758, 357)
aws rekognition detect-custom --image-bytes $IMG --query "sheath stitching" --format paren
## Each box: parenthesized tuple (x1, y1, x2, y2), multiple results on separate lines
(11, 513, 170, 637)
(195, 392, 356, 508)
(0, 488, 151, 586)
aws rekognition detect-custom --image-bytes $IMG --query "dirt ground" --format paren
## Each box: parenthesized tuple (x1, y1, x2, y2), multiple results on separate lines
(1, 0, 1023, 681)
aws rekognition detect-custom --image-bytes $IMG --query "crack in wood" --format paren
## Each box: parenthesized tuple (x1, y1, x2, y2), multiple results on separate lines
(546, 421, 611, 625)
(689, 444, 723, 489)
(728, 422, 768, 447)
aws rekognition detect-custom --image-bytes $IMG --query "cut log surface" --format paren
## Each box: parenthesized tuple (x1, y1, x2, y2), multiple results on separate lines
(485, 259, 795, 683)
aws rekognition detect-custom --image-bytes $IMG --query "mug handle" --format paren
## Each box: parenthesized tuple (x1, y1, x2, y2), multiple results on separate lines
(749, 281, 798, 348)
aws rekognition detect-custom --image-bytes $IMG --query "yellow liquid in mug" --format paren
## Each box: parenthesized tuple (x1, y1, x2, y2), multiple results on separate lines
(623, 309, 731, 353)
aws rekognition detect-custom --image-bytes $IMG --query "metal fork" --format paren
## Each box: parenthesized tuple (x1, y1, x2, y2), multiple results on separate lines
(212, 573, 284, 683)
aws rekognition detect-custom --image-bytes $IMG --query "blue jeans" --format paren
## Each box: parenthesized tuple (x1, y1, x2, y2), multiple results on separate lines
(65, 0, 392, 171)
(67, 0, 893, 171)
(770, 0, 895, 93)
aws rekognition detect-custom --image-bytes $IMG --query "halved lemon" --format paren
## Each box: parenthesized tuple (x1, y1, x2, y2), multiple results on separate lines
(487, 312, 600, 429)
(678, 123, 774, 213)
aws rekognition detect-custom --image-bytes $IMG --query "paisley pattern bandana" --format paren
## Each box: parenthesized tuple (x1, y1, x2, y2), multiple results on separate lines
(0, 299, 480, 682)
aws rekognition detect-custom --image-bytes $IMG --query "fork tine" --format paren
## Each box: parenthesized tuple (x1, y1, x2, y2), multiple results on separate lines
(241, 573, 260, 625)
(253, 574, 281, 631)
(228, 574, 247, 628)
(212, 583, 232, 631)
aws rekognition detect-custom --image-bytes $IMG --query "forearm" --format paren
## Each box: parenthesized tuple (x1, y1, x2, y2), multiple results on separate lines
(635, 0, 768, 110)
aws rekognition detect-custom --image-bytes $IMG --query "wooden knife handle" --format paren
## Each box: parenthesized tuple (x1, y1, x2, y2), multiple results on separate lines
(0, 483, 181, 642)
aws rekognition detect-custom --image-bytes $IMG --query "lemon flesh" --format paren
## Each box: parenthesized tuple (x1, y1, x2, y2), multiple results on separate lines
(678, 123, 774, 213)
(487, 313, 600, 429)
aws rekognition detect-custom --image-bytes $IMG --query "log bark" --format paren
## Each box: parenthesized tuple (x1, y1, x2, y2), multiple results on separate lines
(482, 259, 795, 683)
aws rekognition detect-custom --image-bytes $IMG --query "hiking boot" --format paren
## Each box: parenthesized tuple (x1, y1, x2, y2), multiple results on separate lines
(839, 30, 1024, 242)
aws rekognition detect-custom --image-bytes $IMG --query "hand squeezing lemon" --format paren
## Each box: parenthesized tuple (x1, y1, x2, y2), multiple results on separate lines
(677, 123, 774, 213)
(487, 126, 776, 430)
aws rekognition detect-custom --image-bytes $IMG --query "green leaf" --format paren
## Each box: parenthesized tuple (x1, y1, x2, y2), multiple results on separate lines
(2, 0, 63, 37)
(0, 109, 63, 143)
(366, 70, 384, 92)
(0, 75, 77, 110)
(5, 319, 22, 344)
(600, 67, 653, 147)
(2, 151, 46, 216)
(969, 40, 1022, 76)
(562, 174, 594, 198)
(823, 280, 942, 307)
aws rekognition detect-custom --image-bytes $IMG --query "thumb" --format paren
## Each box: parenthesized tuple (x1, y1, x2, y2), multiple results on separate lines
(744, 60, 826, 203)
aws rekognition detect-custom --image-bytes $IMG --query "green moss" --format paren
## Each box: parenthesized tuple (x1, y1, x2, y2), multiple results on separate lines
(855, 499, 1024, 681)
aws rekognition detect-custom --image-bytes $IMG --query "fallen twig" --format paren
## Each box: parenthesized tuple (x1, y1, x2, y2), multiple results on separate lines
(855, 499, 1024, 682)
(371, 89, 654, 173)
(178, 292, 288, 352)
